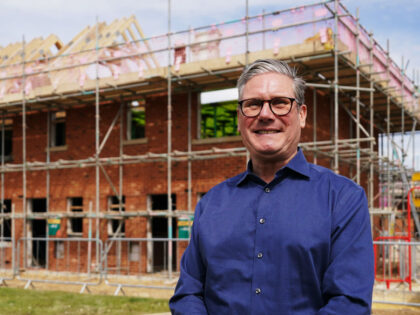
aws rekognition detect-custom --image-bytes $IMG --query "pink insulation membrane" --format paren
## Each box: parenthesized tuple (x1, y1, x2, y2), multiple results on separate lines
(0, 2, 416, 115)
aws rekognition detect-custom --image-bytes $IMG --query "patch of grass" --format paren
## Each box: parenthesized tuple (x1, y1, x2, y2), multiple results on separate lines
(0, 287, 170, 315)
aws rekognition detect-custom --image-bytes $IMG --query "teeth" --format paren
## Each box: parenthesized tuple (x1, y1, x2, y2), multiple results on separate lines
(256, 130, 279, 134)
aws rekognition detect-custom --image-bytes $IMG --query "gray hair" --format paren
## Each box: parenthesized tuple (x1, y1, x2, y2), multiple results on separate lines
(237, 59, 306, 105)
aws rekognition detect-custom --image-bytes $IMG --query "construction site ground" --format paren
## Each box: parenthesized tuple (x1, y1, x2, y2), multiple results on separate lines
(1, 272, 420, 314)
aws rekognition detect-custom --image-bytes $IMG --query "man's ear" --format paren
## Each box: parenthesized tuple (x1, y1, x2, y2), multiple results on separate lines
(298, 104, 307, 128)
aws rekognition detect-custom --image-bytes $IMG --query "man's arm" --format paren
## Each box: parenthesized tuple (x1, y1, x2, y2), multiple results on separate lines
(169, 202, 208, 315)
(316, 186, 374, 315)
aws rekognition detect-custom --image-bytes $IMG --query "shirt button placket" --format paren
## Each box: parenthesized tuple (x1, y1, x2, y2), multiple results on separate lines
(254, 188, 267, 306)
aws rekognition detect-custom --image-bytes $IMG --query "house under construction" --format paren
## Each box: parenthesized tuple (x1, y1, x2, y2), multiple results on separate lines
(0, 0, 419, 288)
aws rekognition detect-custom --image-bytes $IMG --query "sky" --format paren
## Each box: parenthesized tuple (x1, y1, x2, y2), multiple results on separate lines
(0, 0, 419, 169)
(0, 0, 419, 81)
(380, 131, 420, 171)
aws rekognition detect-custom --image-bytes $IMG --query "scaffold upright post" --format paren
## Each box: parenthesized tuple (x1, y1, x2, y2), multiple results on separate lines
(187, 90, 192, 213)
(245, 0, 249, 66)
(369, 31, 375, 209)
(46, 106, 51, 270)
(167, 0, 173, 279)
(333, 0, 339, 173)
(94, 16, 101, 269)
(355, 8, 361, 184)
(21, 35, 28, 267)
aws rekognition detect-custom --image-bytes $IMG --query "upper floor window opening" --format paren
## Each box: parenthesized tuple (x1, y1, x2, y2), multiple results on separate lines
(0, 118, 13, 161)
(199, 88, 239, 139)
(50, 111, 66, 147)
(127, 100, 145, 140)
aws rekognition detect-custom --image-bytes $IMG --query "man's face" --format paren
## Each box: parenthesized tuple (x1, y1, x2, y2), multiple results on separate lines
(238, 72, 307, 163)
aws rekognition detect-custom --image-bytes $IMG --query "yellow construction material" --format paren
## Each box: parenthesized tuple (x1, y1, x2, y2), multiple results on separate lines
(412, 172, 420, 207)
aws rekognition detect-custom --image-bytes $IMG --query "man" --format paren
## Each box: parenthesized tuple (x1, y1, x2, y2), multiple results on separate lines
(170, 59, 374, 314)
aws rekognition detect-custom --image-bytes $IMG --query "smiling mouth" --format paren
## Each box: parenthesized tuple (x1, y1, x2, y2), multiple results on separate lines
(255, 130, 280, 134)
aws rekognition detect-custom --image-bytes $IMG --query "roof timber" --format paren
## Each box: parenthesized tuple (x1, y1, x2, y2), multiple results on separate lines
(0, 9, 416, 135)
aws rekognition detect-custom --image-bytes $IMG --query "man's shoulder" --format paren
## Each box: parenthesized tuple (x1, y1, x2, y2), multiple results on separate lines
(195, 171, 246, 217)
(199, 172, 246, 202)
(208, 171, 246, 193)
(307, 163, 364, 193)
(306, 163, 367, 215)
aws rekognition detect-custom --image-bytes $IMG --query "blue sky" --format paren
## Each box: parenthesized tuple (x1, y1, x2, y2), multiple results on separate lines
(1, 0, 419, 169)
(0, 0, 419, 81)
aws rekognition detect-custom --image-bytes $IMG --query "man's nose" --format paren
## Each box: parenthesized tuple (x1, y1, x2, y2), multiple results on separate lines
(258, 101, 275, 119)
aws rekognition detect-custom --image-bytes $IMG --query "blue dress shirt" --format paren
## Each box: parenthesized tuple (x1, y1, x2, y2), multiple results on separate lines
(170, 149, 374, 314)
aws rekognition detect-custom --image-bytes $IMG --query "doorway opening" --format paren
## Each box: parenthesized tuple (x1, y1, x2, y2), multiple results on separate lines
(31, 198, 47, 267)
(150, 194, 177, 272)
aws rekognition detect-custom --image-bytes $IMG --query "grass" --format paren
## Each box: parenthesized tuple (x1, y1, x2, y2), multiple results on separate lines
(0, 287, 170, 315)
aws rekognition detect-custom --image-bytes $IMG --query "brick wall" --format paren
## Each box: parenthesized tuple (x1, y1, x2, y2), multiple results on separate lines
(1, 86, 375, 273)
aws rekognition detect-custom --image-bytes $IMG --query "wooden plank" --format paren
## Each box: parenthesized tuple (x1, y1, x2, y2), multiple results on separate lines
(0, 42, 22, 66)
(126, 25, 138, 41)
(66, 23, 105, 53)
(24, 37, 45, 61)
(58, 25, 91, 56)
(100, 18, 127, 47)
(29, 34, 63, 60)
(133, 19, 160, 68)
(126, 25, 152, 70)
(7, 37, 43, 65)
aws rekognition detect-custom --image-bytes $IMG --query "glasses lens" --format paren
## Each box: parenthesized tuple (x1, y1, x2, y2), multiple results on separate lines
(241, 99, 262, 117)
(270, 97, 292, 116)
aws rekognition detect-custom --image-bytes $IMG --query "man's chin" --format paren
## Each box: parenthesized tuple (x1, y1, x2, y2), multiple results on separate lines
(253, 148, 284, 160)
(255, 144, 284, 155)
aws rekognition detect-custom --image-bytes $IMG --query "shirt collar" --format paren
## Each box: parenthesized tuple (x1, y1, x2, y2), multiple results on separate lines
(284, 148, 310, 178)
(235, 148, 310, 186)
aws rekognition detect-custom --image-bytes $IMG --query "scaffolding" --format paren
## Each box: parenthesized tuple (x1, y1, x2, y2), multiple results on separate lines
(0, 0, 419, 281)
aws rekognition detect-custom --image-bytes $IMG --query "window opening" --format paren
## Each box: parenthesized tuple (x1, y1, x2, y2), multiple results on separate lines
(68, 197, 83, 235)
(0, 199, 11, 240)
(200, 89, 238, 139)
(0, 119, 13, 161)
(127, 100, 145, 140)
(150, 194, 176, 211)
(50, 111, 66, 147)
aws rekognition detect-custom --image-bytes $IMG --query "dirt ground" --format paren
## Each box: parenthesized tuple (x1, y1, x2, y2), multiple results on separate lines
(372, 283, 420, 314)
(372, 306, 420, 315)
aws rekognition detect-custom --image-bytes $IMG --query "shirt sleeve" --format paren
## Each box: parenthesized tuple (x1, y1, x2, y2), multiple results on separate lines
(169, 201, 208, 315)
(316, 185, 374, 315)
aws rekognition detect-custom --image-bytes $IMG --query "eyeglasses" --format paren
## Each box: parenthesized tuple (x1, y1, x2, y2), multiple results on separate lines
(238, 97, 299, 118)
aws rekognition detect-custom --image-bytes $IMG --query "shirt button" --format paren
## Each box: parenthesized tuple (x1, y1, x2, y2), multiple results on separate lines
(255, 288, 261, 294)
(257, 252, 263, 259)
(264, 187, 270, 193)
(259, 218, 265, 224)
